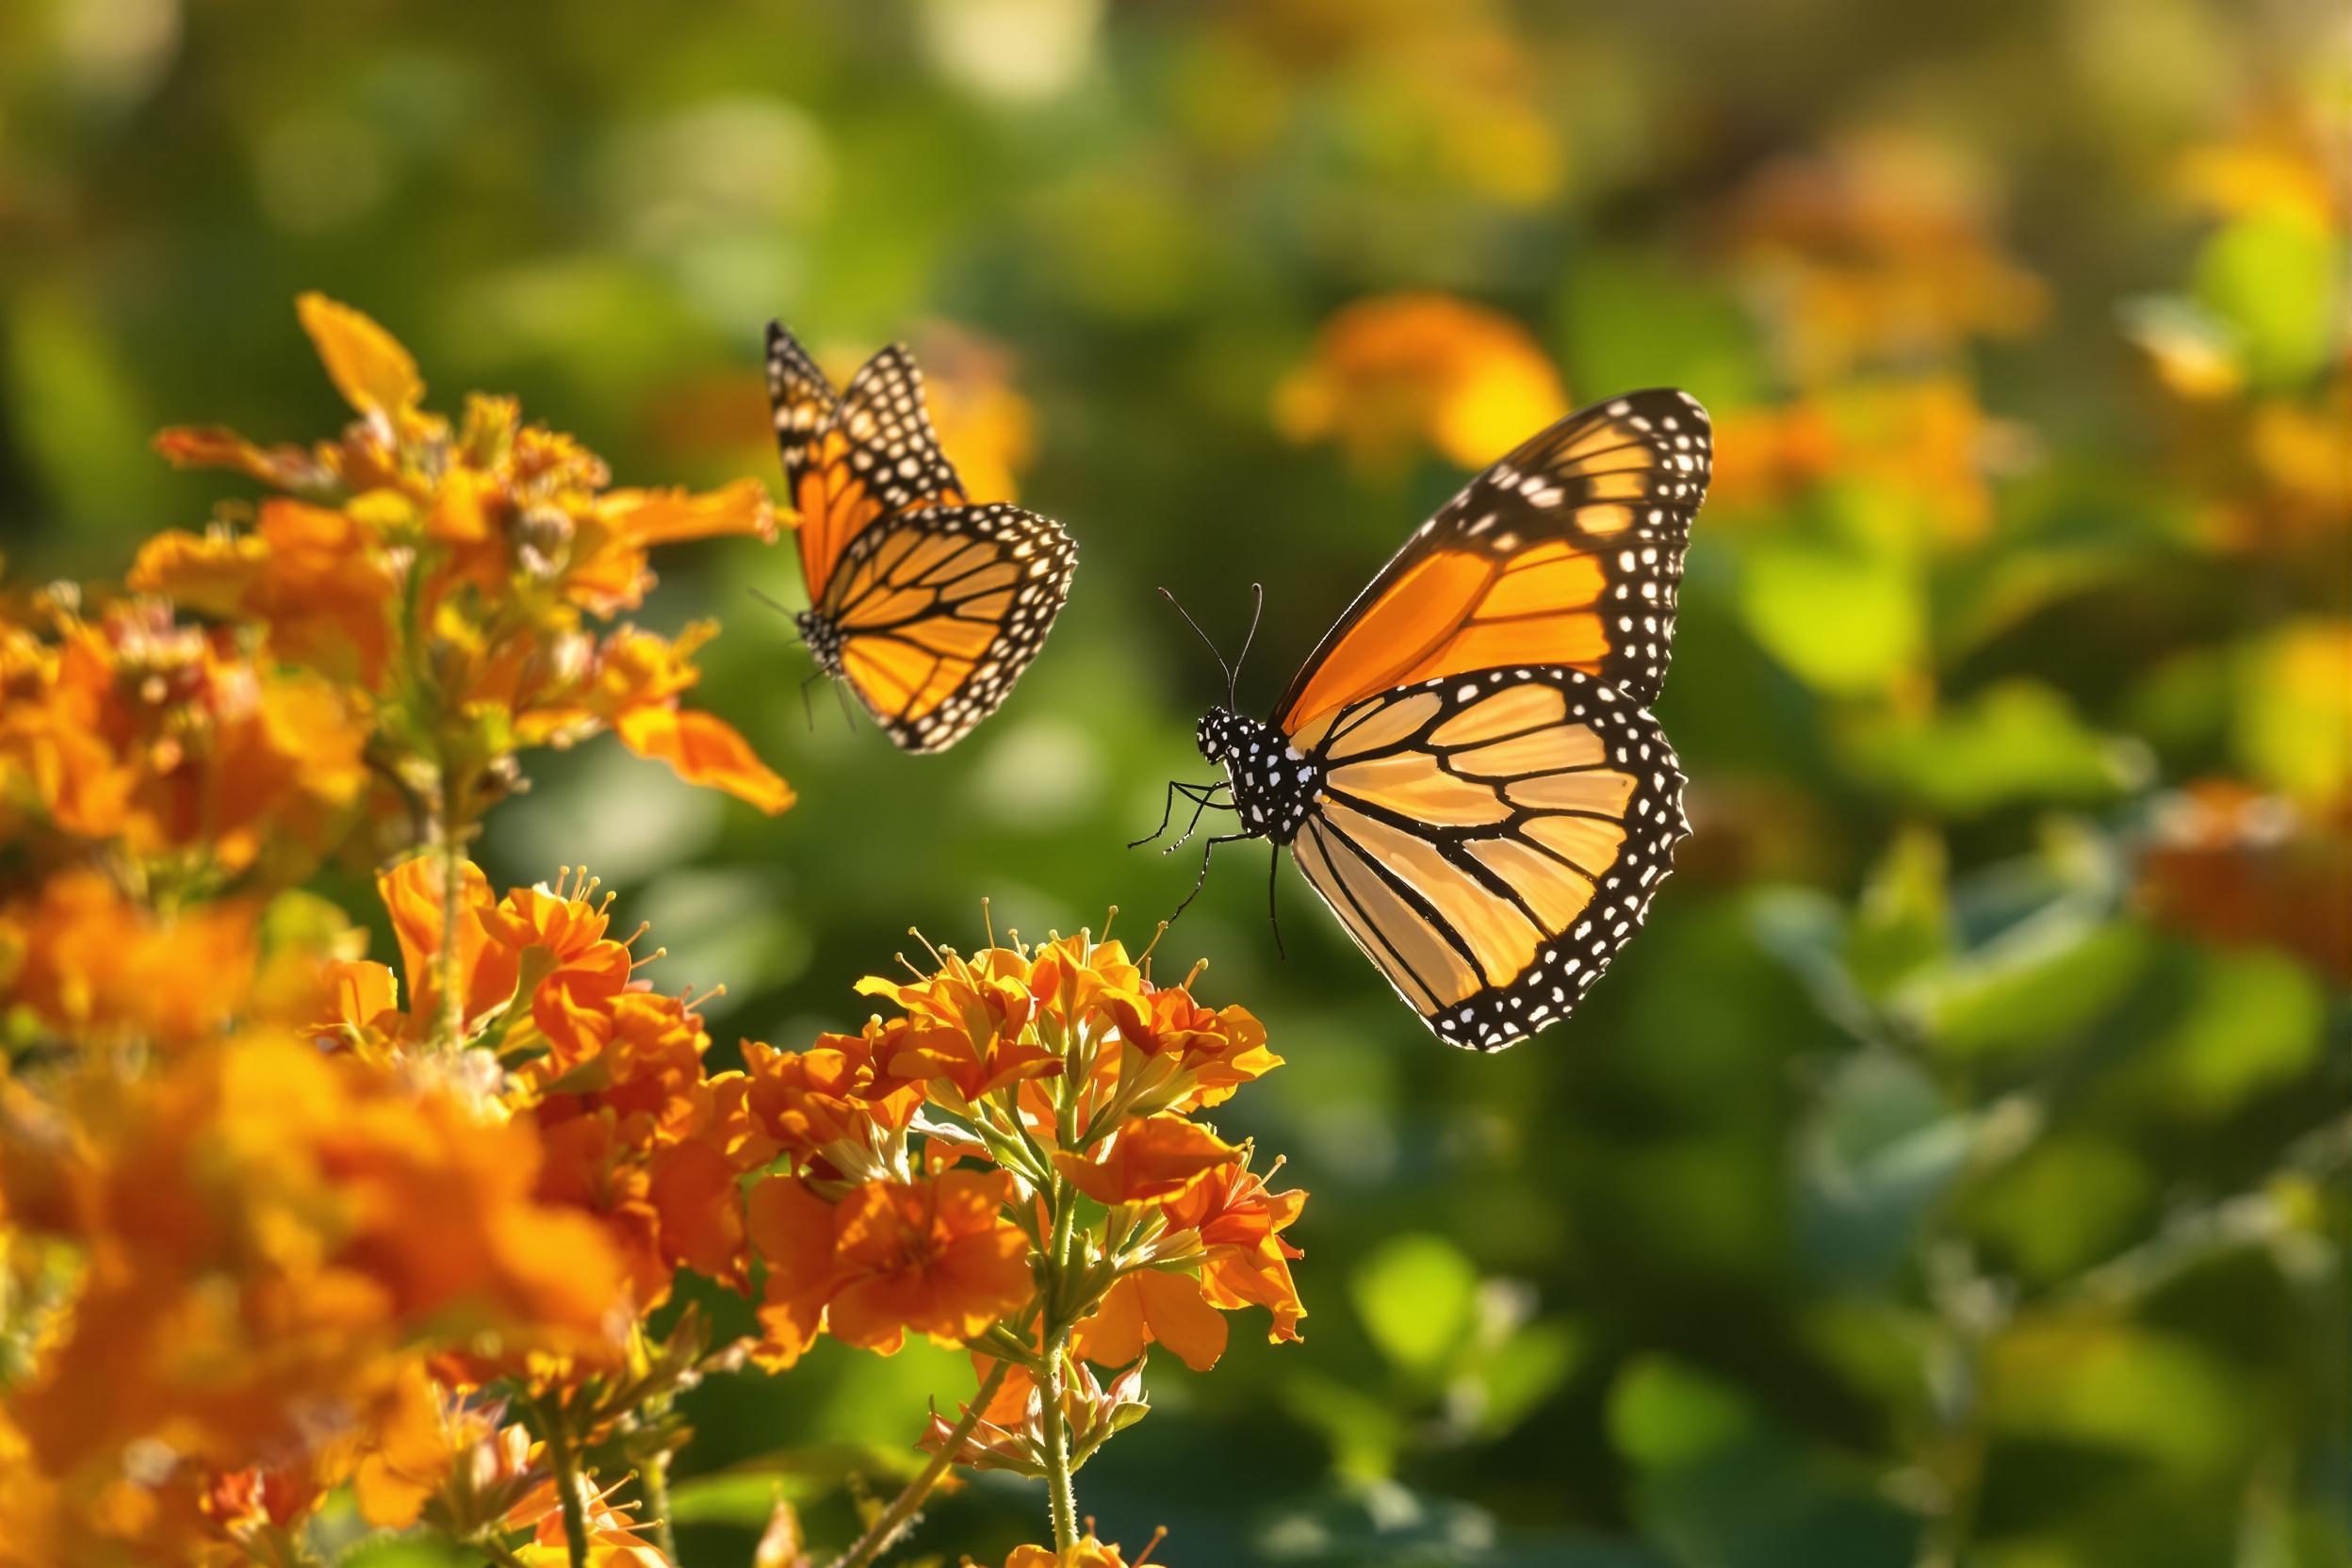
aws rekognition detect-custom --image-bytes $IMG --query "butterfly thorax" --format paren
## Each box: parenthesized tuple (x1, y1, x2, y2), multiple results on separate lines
(796, 609, 844, 679)
(1196, 707, 1321, 844)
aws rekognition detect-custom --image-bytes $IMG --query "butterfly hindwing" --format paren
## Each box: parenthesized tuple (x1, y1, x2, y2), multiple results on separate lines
(1277, 389, 1710, 743)
(1286, 665, 1688, 1052)
(825, 501, 1077, 754)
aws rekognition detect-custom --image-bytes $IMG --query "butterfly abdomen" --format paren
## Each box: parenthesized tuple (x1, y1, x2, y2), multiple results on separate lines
(1196, 707, 1321, 843)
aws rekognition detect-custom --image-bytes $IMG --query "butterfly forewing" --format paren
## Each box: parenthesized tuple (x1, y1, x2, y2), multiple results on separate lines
(1287, 665, 1688, 1052)
(835, 346, 970, 518)
(825, 501, 1077, 753)
(1277, 389, 1709, 743)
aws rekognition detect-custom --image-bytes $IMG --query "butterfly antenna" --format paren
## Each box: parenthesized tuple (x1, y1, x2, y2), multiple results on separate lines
(1228, 582, 1264, 710)
(1156, 587, 1234, 702)
(748, 586, 794, 618)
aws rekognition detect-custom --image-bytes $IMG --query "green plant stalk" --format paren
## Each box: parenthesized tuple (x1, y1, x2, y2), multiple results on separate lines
(538, 1403, 592, 1568)
(433, 762, 471, 1053)
(825, 1354, 1018, 1568)
(1039, 1326, 1079, 1551)
(1039, 1173, 1083, 1551)
(637, 1410, 678, 1562)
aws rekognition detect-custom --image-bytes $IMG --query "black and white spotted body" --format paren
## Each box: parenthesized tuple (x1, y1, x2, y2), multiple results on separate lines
(1196, 706, 1322, 844)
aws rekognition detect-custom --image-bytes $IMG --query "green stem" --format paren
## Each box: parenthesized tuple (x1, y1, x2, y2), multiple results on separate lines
(1039, 1329, 1079, 1551)
(434, 765, 470, 1052)
(537, 1403, 592, 1568)
(1037, 1168, 1083, 1551)
(825, 1356, 1018, 1568)
(639, 1439, 678, 1563)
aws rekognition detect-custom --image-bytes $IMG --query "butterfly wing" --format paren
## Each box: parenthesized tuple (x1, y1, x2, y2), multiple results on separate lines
(1275, 389, 1710, 746)
(765, 325, 971, 602)
(1287, 665, 1687, 1052)
(823, 501, 1077, 753)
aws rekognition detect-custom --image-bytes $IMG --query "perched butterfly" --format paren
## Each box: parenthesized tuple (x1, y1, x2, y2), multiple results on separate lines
(1145, 389, 1710, 1051)
(764, 322, 1077, 752)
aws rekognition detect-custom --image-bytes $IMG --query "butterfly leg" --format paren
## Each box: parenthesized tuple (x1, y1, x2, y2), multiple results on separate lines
(799, 669, 826, 732)
(1167, 831, 1251, 926)
(1165, 784, 1233, 851)
(1266, 846, 1286, 960)
(1129, 778, 1229, 850)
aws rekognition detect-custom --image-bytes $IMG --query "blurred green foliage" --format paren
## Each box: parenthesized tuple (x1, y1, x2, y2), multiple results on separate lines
(2, 1, 2346, 1564)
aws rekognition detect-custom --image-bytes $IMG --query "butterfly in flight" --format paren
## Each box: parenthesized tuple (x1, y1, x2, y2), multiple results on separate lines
(1141, 389, 1710, 1051)
(764, 322, 1077, 752)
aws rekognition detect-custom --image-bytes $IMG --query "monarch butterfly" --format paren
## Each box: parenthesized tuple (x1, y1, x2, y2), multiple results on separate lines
(1147, 389, 1709, 1051)
(764, 322, 1077, 753)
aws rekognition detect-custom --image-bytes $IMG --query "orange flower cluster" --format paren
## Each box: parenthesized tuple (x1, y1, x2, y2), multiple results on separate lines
(0, 591, 368, 887)
(0, 1024, 629, 1562)
(320, 858, 760, 1321)
(130, 294, 791, 820)
(1723, 130, 2049, 385)
(1707, 375, 2038, 546)
(1274, 292, 1568, 472)
(732, 932, 1303, 1382)
(985, 1533, 1165, 1568)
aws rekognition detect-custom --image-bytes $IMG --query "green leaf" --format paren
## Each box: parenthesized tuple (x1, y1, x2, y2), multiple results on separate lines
(1737, 529, 1923, 696)
(1349, 1233, 1481, 1380)
(1845, 827, 1952, 995)
(2193, 211, 2344, 387)
(2133, 945, 2325, 1117)
(1607, 1356, 1756, 1468)
(1472, 1318, 1587, 1437)
(664, 1471, 789, 1527)
(1847, 680, 2150, 816)
(1280, 1367, 1410, 1480)
(1903, 914, 2151, 1060)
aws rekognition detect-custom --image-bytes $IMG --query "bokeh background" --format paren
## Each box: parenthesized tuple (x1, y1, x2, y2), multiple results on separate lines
(3, 1, 2347, 1564)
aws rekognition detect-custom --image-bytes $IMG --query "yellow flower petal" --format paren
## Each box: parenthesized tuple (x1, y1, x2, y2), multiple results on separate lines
(615, 706, 796, 814)
(296, 292, 423, 421)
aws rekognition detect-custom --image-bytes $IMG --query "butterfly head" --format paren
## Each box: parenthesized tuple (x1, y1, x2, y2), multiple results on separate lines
(1194, 706, 1250, 764)
(795, 609, 844, 678)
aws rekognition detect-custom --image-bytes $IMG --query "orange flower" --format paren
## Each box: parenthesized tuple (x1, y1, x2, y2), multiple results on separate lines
(995, 1534, 1162, 1568)
(858, 949, 1070, 1106)
(746, 1170, 1033, 1367)
(612, 704, 795, 815)
(133, 499, 400, 685)
(299, 289, 424, 428)
(0, 870, 258, 1048)
(1274, 292, 1567, 471)
(727, 1028, 926, 1173)
(1707, 377, 2034, 545)
(1723, 130, 2048, 384)
(378, 853, 523, 1034)
(504, 1464, 675, 1567)
(1102, 987, 1282, 1113)
(0, 597, 368, 874)
(1072, 1156, 1306, 1373)
(0, 1033, 628, 1498)
(1054, 1114, 1241, 1205)
(1071, 1268, 1234, 1375)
